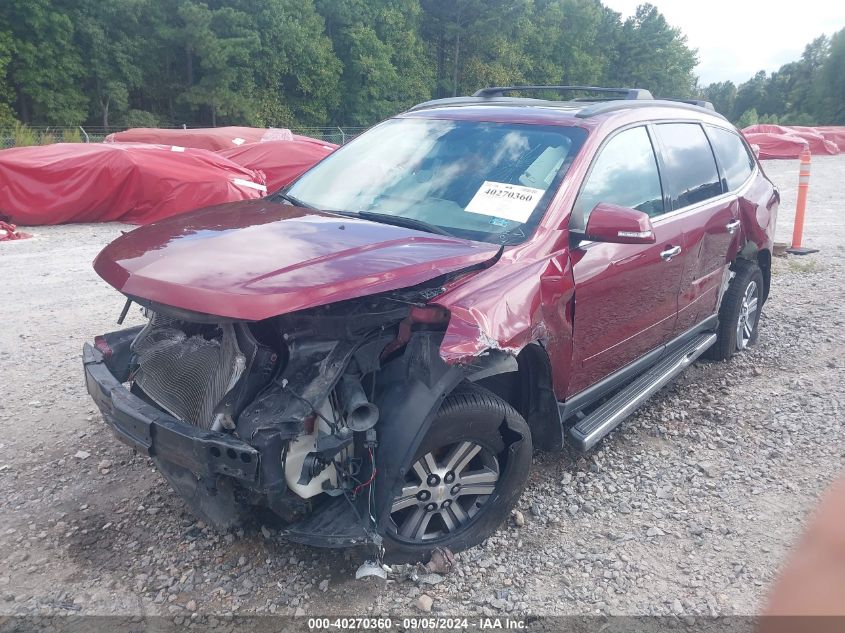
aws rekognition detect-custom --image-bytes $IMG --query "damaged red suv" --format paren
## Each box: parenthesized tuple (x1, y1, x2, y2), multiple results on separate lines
(84, 86, 778, 562)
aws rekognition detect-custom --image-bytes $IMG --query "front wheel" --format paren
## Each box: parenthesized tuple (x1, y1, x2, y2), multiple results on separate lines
(707, 259, 764, 361)
(382, 384, 532, 563)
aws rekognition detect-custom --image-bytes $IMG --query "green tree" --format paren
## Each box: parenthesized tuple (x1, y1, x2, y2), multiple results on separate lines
(701, 81, 736, 118)
(787, 35, 829, 118)
(176, 2, 260, 126)
(318, 0, 433, 125)
(74, 0, 145, 128)
(524, 0, 611, 87)
(1, 0, 87, 124)
(732, 70, 767, 121)
(420, 0, 534, 97)
(819, 28, 845, 123)
(611, 4, 697, 97)
(227, 0, 341, 127)
(727, 36, 832, 125)
(736, 107, 759, 129)
(759, 64, 796, 118)
(0, 29, 18, 126)
(3, 0, 826, 131)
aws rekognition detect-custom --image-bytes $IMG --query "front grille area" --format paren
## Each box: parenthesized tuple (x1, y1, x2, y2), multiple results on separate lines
(131, 314, 245, 429)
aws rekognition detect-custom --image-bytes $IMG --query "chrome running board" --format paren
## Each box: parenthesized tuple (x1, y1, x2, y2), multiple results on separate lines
(568, 333, 717, 451)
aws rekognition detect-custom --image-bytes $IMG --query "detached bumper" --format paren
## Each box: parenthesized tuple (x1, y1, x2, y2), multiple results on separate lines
(82, 343, 259, 483)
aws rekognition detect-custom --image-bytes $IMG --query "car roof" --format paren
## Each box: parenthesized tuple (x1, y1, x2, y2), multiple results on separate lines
(400, 89, 730, 129)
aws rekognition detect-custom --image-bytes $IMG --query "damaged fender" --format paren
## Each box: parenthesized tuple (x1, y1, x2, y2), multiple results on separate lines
(373, 332, 529, 530)
(432, 246, 577, 398)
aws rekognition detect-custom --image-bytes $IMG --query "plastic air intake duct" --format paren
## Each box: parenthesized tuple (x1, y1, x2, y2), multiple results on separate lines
(338, 374, 379, 432)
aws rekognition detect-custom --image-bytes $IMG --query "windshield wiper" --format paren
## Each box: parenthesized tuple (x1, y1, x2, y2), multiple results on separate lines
(273, 191, 315, 209)
(334, 210, 456, 237)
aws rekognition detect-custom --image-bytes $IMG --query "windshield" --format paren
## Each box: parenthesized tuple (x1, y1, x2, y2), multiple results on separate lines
(285, 118, 587, 244)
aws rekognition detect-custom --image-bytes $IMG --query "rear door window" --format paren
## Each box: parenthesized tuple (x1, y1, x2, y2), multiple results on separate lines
(571, 126, 664, 231)
(653, 123, 722, 209)
(707, 125, 755, 191)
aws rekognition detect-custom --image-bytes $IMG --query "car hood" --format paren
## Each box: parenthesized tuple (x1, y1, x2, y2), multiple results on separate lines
(94, 199, 500, 320)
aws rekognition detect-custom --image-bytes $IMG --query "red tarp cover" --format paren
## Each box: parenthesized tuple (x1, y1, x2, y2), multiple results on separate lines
(743, 132, 810, 160)
(0, 143, 267, 225)
(787, 126, 845, 152)
(741, 124, 843, 158)
(217, 139, 336, 192)
(0, 220, 32, 241)
(103, 126, 330, 152)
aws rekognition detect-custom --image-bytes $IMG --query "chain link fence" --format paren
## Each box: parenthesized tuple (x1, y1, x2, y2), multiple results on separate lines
(0, 125, 368, 149)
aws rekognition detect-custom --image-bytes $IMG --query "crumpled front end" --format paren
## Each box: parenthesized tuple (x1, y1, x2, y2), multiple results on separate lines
(83, 280, 459, 547)
(83, 221, 565, 550)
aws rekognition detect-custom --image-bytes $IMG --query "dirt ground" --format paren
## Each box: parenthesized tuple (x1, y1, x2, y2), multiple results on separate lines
(1, 156, 843, 620)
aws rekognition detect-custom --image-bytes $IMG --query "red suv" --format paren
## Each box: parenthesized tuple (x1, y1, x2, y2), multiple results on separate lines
(84, 86, 778, 562)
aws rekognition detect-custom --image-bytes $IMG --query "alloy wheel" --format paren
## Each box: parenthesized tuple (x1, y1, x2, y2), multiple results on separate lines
(736, 280, 759, 350)
(389, 441, 500, 542)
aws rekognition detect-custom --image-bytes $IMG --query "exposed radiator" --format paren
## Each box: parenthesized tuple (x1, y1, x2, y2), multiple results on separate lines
(131, 314, 245, 429)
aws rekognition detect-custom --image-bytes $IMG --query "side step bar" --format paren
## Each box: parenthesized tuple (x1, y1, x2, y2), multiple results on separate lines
(568, 333, 717, 451)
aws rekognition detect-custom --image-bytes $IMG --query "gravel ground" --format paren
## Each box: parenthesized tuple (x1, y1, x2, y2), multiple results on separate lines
(0, 156, 843, 620)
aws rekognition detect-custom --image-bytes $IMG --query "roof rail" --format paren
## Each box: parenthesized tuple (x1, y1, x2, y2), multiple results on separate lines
(472, 85, 654, 100)
(406, 95, 586, 112)
(576, 99, 727, 120)
(661, 98, 715, 110)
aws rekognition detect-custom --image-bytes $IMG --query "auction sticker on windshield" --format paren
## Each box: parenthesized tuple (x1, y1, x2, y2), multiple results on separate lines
(465, 181, 545, 223)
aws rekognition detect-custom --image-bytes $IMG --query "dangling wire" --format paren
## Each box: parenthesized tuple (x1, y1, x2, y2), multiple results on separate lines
(353, 447, 376, 494)
(284, 385, 339, 433)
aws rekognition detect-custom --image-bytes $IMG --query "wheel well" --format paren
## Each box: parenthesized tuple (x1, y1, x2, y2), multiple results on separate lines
(735, 243, 772, 304)
(472, 343, 563, 451)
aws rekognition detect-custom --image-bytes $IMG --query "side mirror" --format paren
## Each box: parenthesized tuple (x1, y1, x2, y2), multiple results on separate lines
(584, 202, 656, 244)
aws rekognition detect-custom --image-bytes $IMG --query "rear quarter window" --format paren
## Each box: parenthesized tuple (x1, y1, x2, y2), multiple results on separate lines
(707, 125, 755, 191)
(653, 123, 722, 210)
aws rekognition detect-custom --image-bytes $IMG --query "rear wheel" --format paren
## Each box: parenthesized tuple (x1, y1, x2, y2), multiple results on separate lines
(382, 384, 532, 563)
(707, 259, 764, 361)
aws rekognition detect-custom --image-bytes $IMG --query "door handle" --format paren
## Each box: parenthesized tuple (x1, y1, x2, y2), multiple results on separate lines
(726, 219, 741, 235)
(660, 245, 682, 261)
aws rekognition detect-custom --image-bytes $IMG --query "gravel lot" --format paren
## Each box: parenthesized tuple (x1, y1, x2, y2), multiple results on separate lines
(1, 156, 843, 620)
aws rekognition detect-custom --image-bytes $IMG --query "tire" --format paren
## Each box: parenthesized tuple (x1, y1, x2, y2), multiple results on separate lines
(707, 259, 764, 361)
(381, 383, 532, 564)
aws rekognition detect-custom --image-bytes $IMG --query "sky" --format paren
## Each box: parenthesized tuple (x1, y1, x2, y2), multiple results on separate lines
(602, 0, 845, 86)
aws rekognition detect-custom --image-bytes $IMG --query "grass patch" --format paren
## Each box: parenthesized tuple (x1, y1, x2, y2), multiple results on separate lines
(787, 258, 819, 274)
(61, 128, 82, 143)
(3, 124, 85, 147)
(11, 122, 38, 146)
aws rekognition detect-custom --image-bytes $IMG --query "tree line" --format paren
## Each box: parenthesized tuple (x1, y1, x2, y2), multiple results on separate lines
(0, 0, 700, 129)
(0, 1, 842, 131)
(701, 30, 845, 128)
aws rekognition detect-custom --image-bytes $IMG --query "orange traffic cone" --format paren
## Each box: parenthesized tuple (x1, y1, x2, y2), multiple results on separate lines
(786, 148, 819, 255)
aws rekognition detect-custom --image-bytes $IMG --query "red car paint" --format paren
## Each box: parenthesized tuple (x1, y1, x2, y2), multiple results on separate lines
(429, 105, 776, 398)
(94, 102, 777, 399)
(93, 200, 500, 321)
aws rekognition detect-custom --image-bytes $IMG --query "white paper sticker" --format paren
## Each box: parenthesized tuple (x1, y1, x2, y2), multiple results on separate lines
(465, 181, 545, 223)
(170, 145, 185, 152)
(232, 178, 267, 193)
(232, 137, 246, 146)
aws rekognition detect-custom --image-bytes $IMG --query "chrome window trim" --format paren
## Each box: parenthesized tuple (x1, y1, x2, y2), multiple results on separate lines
(569, 116, 758, 234)
(651, 160, 757, 225)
